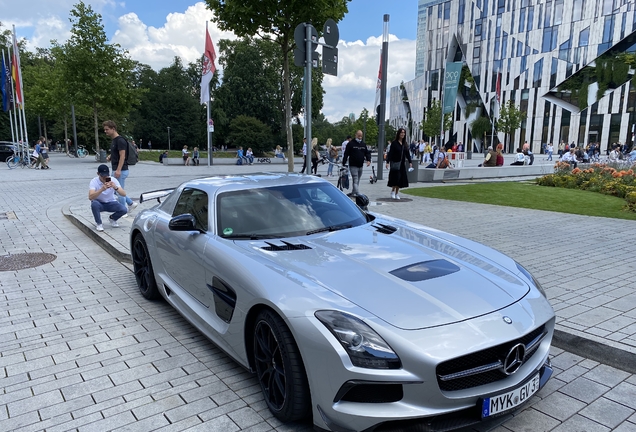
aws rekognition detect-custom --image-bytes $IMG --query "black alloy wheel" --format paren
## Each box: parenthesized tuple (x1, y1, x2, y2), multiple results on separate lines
(132, 234, 159, 300)
(253, 309, 310, 422)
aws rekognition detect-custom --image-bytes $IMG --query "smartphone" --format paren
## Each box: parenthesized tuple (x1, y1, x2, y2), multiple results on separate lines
(105, 176, 111, 182)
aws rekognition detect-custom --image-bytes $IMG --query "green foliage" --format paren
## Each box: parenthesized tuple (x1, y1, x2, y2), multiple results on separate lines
(421, 100, 452, 144)
(404, 181, 636, 220)
(204, 0, 350, 165)
(470, 116, 492, 140)
(227, 115, 272, 155)
(537, 163, 636, 211)
(54, 1, 142, 150)
(497, 100, 523, 148)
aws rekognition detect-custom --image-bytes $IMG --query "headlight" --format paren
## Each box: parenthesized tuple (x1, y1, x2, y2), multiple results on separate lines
(516, 262, 547, 298)
(315, 310, 401, 369)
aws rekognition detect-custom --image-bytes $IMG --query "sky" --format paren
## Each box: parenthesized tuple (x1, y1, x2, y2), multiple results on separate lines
(1, 0, 419, 122)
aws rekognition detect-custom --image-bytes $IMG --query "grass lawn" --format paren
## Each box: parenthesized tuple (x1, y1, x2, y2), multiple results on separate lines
(137, 150, 238, 162)
(404, 182, 636, 220)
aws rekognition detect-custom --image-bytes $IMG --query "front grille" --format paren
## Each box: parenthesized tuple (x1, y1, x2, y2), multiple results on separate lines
(436, 325, 545, 391)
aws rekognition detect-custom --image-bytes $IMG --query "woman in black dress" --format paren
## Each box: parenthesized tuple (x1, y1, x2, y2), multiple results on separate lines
(385, 128, 412, 200)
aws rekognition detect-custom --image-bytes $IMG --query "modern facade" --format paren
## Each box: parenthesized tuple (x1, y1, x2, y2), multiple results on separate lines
(392, 0, 636, 154)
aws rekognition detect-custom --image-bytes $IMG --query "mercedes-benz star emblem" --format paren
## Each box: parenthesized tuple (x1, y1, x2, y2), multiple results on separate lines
(503, 316, 513, 324)
(502, 343, 526, 375)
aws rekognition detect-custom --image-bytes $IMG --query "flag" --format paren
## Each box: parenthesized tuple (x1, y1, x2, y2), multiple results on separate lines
(1, 53, 15, 112)
(200, 25, 217, 105)
(495, 72, 501, 104)
(11, 30, 23, 107)
(374, 49, 382, 111)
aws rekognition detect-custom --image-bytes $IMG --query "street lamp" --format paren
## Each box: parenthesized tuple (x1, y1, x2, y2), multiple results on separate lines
(167, 127, 171, 151)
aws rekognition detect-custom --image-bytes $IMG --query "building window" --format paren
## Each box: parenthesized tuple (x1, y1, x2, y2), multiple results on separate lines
(444, 1, 451, 26)
(498, 0, 506, 14)
(475, 20, 482, 37)
(517, 40, 524, 57)
(559, 40, 571, 61)
(603, 15, 615, 43)
(602, 0, 615, 16)
(554, 0, 564, 25)
(544, 1, 552, 28)
(550, 58, 558, 88)
(459, 0, 466, 24)
(580, 27, 590, 46)
(528, 6, 535, 30)
(431, 70, 439, 90)
(473, 45, 481, 60)
(502, 32, 508, 58)
(542, 28, 553, 52)
(573, 0, 584, 21)
(533, 59, 543, 88)
(519, 8, 526, 32)
(496, 14, 502, 37)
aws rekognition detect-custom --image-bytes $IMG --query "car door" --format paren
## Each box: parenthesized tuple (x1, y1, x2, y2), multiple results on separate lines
(154, 188, 209, 303)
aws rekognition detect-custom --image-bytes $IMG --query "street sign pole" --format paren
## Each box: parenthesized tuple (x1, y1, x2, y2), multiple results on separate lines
(305, 24, 313, 174)
(377, 15, 389, 181)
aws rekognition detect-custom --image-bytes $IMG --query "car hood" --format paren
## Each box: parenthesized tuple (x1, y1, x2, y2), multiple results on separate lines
(234, 223, 529, 330)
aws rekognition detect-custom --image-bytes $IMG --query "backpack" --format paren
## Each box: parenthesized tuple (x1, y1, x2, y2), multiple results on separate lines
(124, 138, 138, 165)
(439, 155, 450, 168)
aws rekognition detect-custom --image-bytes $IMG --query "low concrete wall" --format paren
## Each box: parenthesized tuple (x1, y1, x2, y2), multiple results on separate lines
(419, 164, 554, 182)
(162, 156, 291, 166)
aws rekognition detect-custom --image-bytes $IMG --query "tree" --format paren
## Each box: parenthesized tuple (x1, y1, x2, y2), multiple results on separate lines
(352, 108, 378, 146)
(205, 0, 350, 170)
(55, 1, 141, 151)
(227, 115, 272, 155)
(469, 116, 492, 151)
(497, 100, 523, 153)
(421, 100, 452, 147)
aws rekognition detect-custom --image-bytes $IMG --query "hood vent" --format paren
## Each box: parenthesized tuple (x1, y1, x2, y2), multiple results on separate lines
(373, 223, 398, 234)
(390, 259, 460, 282)
(261, 241, 312, 251)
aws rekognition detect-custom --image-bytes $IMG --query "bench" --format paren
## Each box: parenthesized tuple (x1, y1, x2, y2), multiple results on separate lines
(419, 164, 554, 182)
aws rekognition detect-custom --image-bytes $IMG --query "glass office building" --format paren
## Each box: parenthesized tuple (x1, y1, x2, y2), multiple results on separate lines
(391, 0, 636, 153)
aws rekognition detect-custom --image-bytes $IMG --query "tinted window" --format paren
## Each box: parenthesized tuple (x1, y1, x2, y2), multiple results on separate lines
(172, 188, 208, 231)
(217, 183, 369, 239)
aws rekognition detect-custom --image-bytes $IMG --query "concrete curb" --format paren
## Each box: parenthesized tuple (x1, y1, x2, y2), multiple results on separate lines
(552, 329, 636, 374)
(62, 204, 132, 264)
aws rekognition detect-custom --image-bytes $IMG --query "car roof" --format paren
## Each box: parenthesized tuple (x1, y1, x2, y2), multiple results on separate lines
(181, 172, 329, 194)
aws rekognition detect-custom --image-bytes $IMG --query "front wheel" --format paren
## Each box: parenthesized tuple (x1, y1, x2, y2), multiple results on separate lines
(132, 234, 160, 300)
(6, 155, 18, 169)
(253, 310, 310, 422)
(78, 148, 88, 158)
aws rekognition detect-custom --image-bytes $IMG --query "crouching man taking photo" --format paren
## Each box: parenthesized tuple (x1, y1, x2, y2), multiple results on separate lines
(89, 164, 128, 232)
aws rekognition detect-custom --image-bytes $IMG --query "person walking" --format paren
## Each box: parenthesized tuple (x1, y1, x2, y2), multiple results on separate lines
(546, 143, 554, 161)
(385, 128, 412, 200)
(103, 120, 138, 215)
(342, 130, 371, 196)
(326, 138, 337, 177)
(300, 138, 308, 174)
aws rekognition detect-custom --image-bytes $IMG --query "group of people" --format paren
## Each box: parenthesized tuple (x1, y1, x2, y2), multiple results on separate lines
(235, 147, 254, 165)
(31, 138, 51, 169)
(182, 145, 200, 165)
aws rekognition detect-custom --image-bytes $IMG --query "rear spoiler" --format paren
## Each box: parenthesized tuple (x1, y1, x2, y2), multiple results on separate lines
(139, 188, 175, 204)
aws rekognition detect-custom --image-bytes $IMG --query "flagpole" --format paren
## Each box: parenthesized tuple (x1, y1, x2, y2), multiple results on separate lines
(13, 26, 28, 147)
(2, 49, 16, 143)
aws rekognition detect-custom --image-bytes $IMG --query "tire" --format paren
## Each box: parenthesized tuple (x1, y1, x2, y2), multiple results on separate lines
(78, 148, 88, 158)
(132, 234, 160, 300)
(6, 155, 18, 169)
(253, 310, 311, 422)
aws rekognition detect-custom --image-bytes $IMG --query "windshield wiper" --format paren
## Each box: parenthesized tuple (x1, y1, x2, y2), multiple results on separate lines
(306, 224, 353, 235)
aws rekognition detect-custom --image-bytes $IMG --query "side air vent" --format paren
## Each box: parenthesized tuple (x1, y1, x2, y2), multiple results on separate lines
(261, 241, 311, 251)
(208, 277, 237, 323)
(373, 223, 398, 234)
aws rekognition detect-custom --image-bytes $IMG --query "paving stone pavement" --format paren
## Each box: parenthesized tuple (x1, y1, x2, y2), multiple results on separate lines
(1, 152, 635, 432)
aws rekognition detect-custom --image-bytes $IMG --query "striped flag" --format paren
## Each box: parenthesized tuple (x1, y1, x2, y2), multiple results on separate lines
(11, 30, 23, 107)
(200, 25, 217, 105)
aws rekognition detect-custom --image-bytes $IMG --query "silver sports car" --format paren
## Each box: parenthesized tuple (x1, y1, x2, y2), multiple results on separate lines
(130, 173, 554, 432)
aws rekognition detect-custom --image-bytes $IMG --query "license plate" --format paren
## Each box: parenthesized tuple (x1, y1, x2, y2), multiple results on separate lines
(481, 373, 540, 418)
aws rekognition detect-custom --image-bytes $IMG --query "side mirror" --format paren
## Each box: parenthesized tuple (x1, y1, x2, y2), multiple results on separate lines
(169, 214, 198, 232)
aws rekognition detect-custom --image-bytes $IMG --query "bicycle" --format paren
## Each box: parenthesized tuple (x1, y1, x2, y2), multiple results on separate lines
(67, 146, 88, 158)
(6, 153, 35, 169)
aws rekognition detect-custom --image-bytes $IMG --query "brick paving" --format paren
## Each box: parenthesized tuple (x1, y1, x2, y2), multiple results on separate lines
(0, 152, 635, 431)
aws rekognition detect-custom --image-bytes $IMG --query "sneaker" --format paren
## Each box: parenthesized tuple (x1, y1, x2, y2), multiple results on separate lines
(395, 194, 401, 200)
(128, 202, 139, 211)
(95, 224, 104, 232)
(121, 213, 129, 218)
(391, 191, 396, 199)
(109, 218, 120, 228)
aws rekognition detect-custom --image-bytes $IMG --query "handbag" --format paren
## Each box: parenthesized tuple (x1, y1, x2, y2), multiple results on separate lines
(390, 143, 405, 171)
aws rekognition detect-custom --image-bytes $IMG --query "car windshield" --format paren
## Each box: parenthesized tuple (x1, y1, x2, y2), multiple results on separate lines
(217, 183, 369, 239)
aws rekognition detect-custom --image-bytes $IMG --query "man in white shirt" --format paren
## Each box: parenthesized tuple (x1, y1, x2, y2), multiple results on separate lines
(89, 164, 128, 232)
(561, 147, 578, 168)
(609, 144, 620, 162)
(300, 138, 308, 173)
(341, 135, 351, 157)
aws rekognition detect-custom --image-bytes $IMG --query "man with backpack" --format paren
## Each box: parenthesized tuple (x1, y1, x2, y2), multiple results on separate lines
(103, 120, 138, 215)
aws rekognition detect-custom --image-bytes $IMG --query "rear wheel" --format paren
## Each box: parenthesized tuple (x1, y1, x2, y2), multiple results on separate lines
(6, 155, 18, 169)
(253, 310, 310, 422)
(132, 234, 159, 300)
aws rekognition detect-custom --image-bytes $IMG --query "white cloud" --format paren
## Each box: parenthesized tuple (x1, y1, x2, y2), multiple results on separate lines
(322, 36, 415, 122)
(111, 3, 237, 70)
